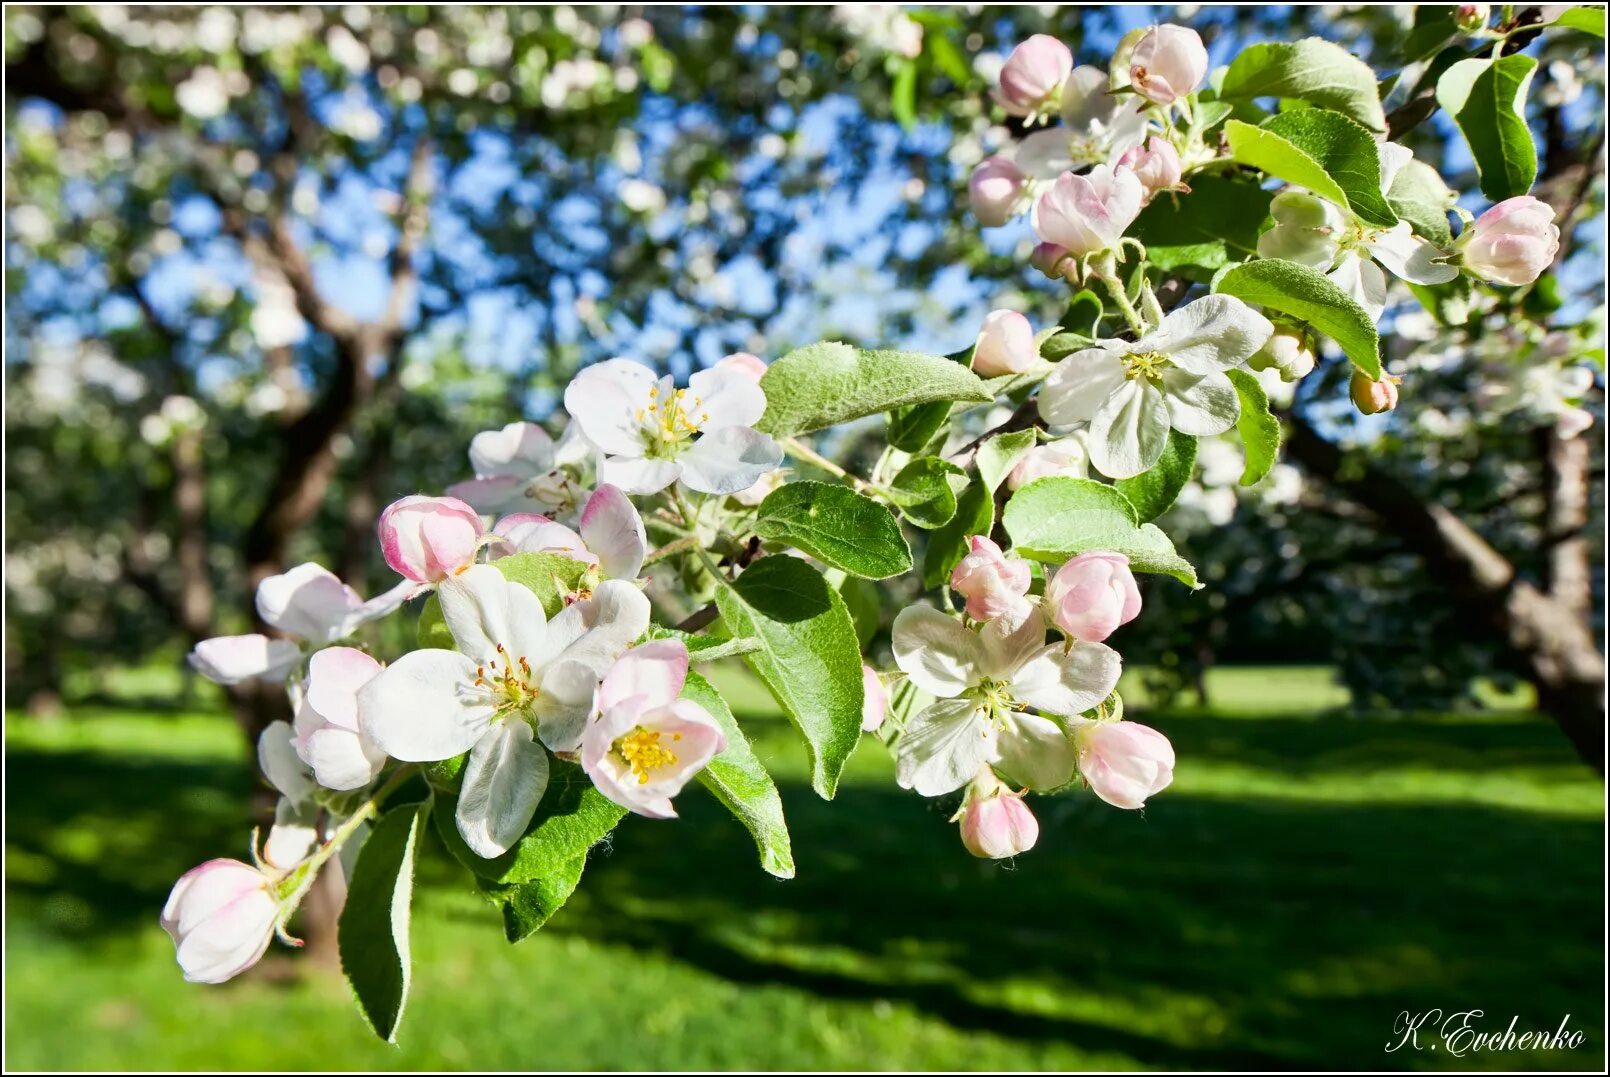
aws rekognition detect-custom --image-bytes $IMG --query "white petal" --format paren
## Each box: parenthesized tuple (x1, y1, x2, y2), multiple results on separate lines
(1328, 254, 1388, 321)
(891, 606, 984, 698)
(456, 721, 549, 859)
(1375, 141, 1412, 197)
(305, 646, 382, 732)
(1088, 377, 1170, 479)
(677, 427, 783, 495)
(357, 649, 494, 762)
(600, 455, 682, 495)
(995, 711, 1078, 790)
(1038, 347, 1128, 427)
(255, 563, 364, 643)
(1367, 224, 1458, 285)
(978, 607, 1048, 681)
(1010, 640, 1122, 717)
(188, 635, 300, 686)
(688, 366, 767, 430)
(493, 515, 593, 563)
(469, 421, 554, 478)
(305, 725, 386, 791)
(263, 797, 320, 869)
(895, 697, 996, 797)
(532, 658, 603, 753)
(1162, 368, 1240, 436)
(355, 579, 416, 625)
(438, 564, 549, 666)
(1013, 128, 1076, 180)
(1148, 295, 1274, 375)
(545, 579, 652, 674)
(257, 720, 315, 803)
(563, 359, 654, 458)
(578, 484, 647, 580)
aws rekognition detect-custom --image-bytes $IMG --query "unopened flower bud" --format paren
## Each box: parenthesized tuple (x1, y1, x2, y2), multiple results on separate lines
(1461, 196, 1560, 286)
(377, 495, 484, 583)
(994, 34, 1073, 117)
(1029, 242, 1076, 282)
(1044, 550, 1141, 643)
(1073, 719, 1175, 809)
(959, 770, 1039, 859)
(1247, 326, 1316, 382)
(1031, 165, 1145, 257)
(969, 156, 1026, 227)
(1456, 4, 1490, 33)
(1127, 25, 1208, 106)
(1351, 371, 1402, 415)
(971, 309, 1040, 377)
(161, 859, 282, 984)
(950, 535, 1033, 622)
(1008, 436, 1089, 489)
(1116, 136, 1185, 200)
(715, 352, 768, 381)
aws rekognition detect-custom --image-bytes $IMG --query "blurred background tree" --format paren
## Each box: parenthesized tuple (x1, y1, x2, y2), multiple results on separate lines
(4, 4, 1603, 761)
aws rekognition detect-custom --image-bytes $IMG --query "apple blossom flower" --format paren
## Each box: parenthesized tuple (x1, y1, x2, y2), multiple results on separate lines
(957, 768, 1039, 859)
(254, 719, 327, 868)
(1031, 164, 1146, 258)
(293, 647, 387, 791)
(950, 536, 1033, 623)
(162, 859, 283, 983)
(1351, 371, 1401, 415)
(1044, 551, 1142, 643)
(1069, 718, 1176, 808)
(1007, 435, 1090, 489)
(971, 310, 1044, 378)
(994, 34, 1073, 118)
(715, 351, 768, 381)
(1029, 242, 1076, 281)
(445, 421, 593, 517)
(891, 606, 1121, 797)
(1127, 25, 1208, 106)
(1037, 294, 1274, 479)
(1257, 145, 1458, 320)
(861, 665, 888, 732)
(358, 565, 649, 857)
(1013, 67, 1150, 180)
(1459, 196, 1560, 286)
(563, 357, 783, 496)
(1117, 136, 1186, 201)
(1247, 325, 1316, 382)
(378, 495, 485, 584)
(188, 634, 300, 686)
(968, 156, 1027, 227)
(581, 639, 726, 818)
(492, 484, 648, 582)
(732, 467, 787, 508)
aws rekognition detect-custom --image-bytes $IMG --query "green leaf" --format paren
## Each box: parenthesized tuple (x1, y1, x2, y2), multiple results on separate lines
(1214, 259, 1382, 378)
(1399, 7, 1459, 62)
(421, 553, 592, 646)
(433, 760, 625, 886)
(1407, 276, 1473, 327)
(1228, 112, 1397, 227)
(921, 478, 995, 590)
(1386, 159, 1455, 246)
(1113, 429, 1197, 522)
(887, 458, 963, 529)
(837, 574, 880, 647)
(1059, 290, 1104, 337)
(1219, 37, 1388, 131)
(974, 429, 1036, 494)
(924, 29, 974, 85)
(887, 399, 954, 452)
(1436, 56, 1539, 201)
(1131, 176, 1274, 273)
(714, 556, 864, 799)
(754, 480, 912, 579)
(890, 59, 917, 129)
(494, 856, 587, 943)
(339, 800, 429, 1043)
(757, 342, 992, 437)
(1225, 369, 1280, 486)
(1002, 478, 1199, 588)
(683, 670, 795, 879)
(1549, 6, 1607, 37)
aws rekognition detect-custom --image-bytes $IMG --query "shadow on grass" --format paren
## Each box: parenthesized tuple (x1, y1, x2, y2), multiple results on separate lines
(5, 707, 1604, 1070)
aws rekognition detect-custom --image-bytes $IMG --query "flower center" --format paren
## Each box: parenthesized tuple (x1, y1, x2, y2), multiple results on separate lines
(973, 677, 1016, 723)
(1122, 350, 1171, 381)
(473, 643, 539, 716)
(614, 726, 681, 784)
(636, 382, 708, 457)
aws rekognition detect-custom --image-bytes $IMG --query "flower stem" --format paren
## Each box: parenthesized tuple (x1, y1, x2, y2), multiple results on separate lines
(1094, 252, 1147, 337)
(782, 437, 888, 497)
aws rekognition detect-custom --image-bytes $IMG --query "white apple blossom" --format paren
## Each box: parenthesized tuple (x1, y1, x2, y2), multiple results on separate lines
(446, 421, 597, 517)
(358, 565, 649, 857)
(1013, 67, 1150, 181)
(1037, 295, 1274, 479)
(564, 358, 783, 496)
(492, 483, 648, 582)
(293, 647, 388, 791)
(891, 606, 1121, 797)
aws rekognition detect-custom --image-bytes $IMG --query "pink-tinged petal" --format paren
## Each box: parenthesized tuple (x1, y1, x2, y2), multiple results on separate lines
(255, 562, 364, 643)
(563, 358, 656, 457)
(677, 426, 783, 495)
(972, 309, 1041, 378)
(303, 723, 386, 791)
(189, 634, 300, 686)
(468, 421, 554, 478)
(969, 155, 1027, 223)
(861, 665, 888, 733)
(714, 352, 768, 381)
(688, 365, 768, 430)
(599, 639, 689, 713)
(950, 535, 1033, 622)
(582, 698, 725, 819)
(491, 513, 596, 566)
(446, 475, 535, 515)
(960, 784, 1040, 859)
(305, 646, 383, 732)
(377, 495, 484, 583)
(994, 33, 1073, 116)
(1074, 719, 1175, 808)
(161, 859, 279, 984)
(578, 484, 648, 580)
(357, 648, 494, 762)
(1044, 551, 1142, 643)
(1127, 24, 1207, 105)
(456, 720, 549, 858)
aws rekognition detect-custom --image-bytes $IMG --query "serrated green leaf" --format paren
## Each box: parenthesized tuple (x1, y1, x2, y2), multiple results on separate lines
(921, 478, 995, 590)
(1228, 113, 1397, 227)
(1436, 56, 1539, 201)
(1219, 37, 1388, 131)
(1225, 369, 1281, 486)
(714, 556, 864, 799)
(1002, 478, 1199, 587)
(975, 429, 1037, 494)
(1386, 158, 1455, 245)
(887, 457, 962, 529)
(1113, 429, 1196, 522)
(683, 670, 795, 879)
(754, 480, 912, 579)
(758, 341, 992, 437)
(433, 760, 625, 885)
(1131, 176, 1273, 273)
(1214, 259, 1382, 378)
(339, 800, 429, 1043)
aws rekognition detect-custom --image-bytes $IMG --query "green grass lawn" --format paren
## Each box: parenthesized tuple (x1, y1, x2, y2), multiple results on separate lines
(4, 666, 1604, 1071)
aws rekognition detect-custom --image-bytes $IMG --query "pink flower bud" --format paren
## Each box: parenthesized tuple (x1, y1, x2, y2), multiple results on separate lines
(959, 771, 1039, 859)
(1351, 371, 1402, 415)
(994, 34, 1073, 117)
(1008, 437, 1089, 489)
(968, 156, 1026, 227)
(971, 310, 1040, 377)
(1456, 4, 1490, 32)
(161, 859, 282, 983)
(1075, 720, 1175, 809)
(715, 352, 768, 381)
(1462, 196, 1560, 286)
(377, 495, 484, 583)
(1247, 325, 1316, 382)
(950, 535, 1033, 622)
(1128, 25, 1208, 106)
(1044, 550, 1141, 643)
(861, 665, 887, 732)
(1031, 165, 1145, 257)
(1116, 136, 1185, 200)
(1029, 242, 1075, 281)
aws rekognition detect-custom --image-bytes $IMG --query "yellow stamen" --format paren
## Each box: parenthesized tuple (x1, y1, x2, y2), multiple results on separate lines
(616, 727, 678, 784)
